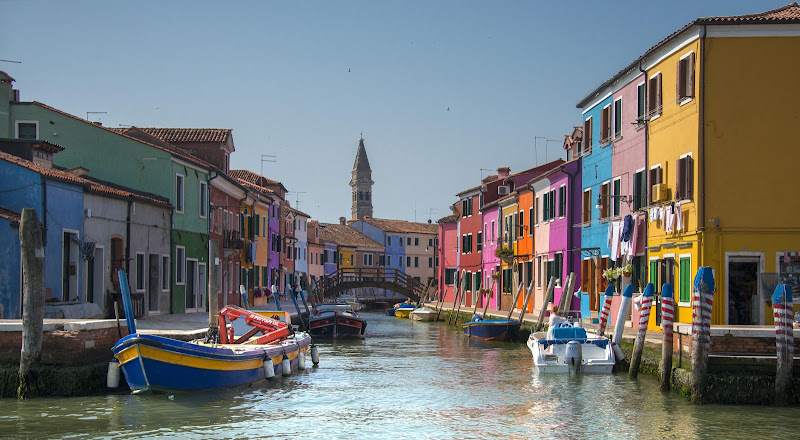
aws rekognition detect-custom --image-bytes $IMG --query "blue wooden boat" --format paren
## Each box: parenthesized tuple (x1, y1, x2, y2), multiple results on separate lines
(112, 331, 311, 393)
(462, 316, 520, 341)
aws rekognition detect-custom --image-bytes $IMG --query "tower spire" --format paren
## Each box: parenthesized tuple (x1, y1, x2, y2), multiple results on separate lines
(350, 135, 374, 220)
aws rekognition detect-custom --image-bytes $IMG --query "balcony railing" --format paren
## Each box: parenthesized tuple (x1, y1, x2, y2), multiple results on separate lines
(223, 230, 243, 249)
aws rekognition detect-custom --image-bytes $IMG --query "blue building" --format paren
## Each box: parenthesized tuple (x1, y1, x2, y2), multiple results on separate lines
(0, 148, 84, 317)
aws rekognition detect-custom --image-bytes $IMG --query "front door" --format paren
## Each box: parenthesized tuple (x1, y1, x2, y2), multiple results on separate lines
(186, 260, 197, 310)
(728, 258, 760, 325)
(148, 254, 159, 312)
(198, 263, 207, 311)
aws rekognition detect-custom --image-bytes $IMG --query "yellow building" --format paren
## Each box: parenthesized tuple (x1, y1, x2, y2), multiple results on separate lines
(644, 3, 800, 325)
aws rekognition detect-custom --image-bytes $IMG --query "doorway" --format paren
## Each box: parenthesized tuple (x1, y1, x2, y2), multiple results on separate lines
(198, 263, 207, 311)
(186, 260, 197, 311)
(148, 254, 160, 312)
(62, 230, 80, 301)
(86, 246, 104, 305)
(728, 258, 760, 325)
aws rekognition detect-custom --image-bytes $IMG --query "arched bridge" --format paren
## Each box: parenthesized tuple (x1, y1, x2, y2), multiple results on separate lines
(320, 268, 427, 302)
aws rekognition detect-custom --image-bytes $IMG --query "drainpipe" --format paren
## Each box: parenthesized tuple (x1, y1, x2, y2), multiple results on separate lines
(639, 58, 649, 287)
(125, 199, 132, 276)
(699, 25, 707, 268)
(169, 209, 174, 314)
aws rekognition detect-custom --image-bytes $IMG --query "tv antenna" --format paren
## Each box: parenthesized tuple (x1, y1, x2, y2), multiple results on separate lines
(260, 154, 277, 177)
(0, 59, 21, 64)
(287, 191, 306, 208)
(86, 111, 107, 122)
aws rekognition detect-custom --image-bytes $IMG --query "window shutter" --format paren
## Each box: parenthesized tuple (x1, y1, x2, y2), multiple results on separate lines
(676, 158, 684, 199)
(676, 59, 684, 102)
(686, 156, 694, 199)
(688, 53, 696, 98)
(656, 73, 662, 114)
(657, 166, 663, 185)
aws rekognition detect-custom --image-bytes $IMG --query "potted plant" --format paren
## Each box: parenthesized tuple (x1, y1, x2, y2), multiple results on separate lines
(495, 247, 514, 264)
(491, 271, 500, 279)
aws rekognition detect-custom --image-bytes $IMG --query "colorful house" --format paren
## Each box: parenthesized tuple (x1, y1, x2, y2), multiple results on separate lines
(437, 211, 460, 303)
(479, 201, 501, 310)
(209, 172, 246, 308)
(307, 221, 324, 289)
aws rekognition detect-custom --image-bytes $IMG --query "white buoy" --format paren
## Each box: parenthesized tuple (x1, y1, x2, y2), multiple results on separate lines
(565, 341, 582, 374)
(281, 354, 292, 376)
(310, 344, 320, 365)
(298, 351, 306, 370)
(263, 357, 275, 379)
(107, 360, 121, 388)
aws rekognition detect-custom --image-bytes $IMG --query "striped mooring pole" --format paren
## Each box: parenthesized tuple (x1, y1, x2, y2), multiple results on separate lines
(630, 283, 655, 378)
(690, 267, 715, 403)
(660, 283, 675, 391)
(597, 284, 615, 337)
(773, 284, 794, 406)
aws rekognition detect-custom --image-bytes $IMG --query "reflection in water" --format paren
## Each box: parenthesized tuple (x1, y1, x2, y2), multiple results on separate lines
(0, 313, 798, 439)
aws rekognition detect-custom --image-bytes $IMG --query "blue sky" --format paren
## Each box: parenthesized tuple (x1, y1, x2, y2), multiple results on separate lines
(1, 0, 785, 223)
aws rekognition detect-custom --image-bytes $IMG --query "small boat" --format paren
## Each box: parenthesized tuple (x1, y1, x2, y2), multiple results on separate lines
(527, 325, 615, 374)
(111, 305, 313, 393)
(342, 297, 366, 311)
(394, 304, 416, 319)
(374, 301, 391, 310)
(384, 307, 396, 316)
(308, 303, 367, 338)
(409, 306, 437, 322)
(462, 316, 520, 341)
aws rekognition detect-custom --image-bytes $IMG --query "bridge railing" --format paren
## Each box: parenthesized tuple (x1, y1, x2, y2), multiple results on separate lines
(321, 268, 425, 298)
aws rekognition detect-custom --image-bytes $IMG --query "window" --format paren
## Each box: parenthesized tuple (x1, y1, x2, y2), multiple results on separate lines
(613, 98, 622, 139)
(414, 257, 419, 267)
(428, 257, 433, 268)
(15, 121, 38, 140)
(527, 208, 533, 234)
(136, 253, 145, 291)
(600, 104, 611, 144)
(474, 272, 481, 291)
(542, 189, 556, 222)
(648, 72, 662, 118)
(387, 236, 392, 246)
(387, 255, 392, 266)
(175, 246, 185, 285)
(254, 214, 260, 236)
(676, 154, 694, 200)
(583, 117, 593, 153)
(406, 256, 411, 267)
(558, 185, 566, 218)
(263, 216, 267, 237)
(161, 255, 170, 291)
(428, 238, 433, 247)
(400, 238, 404, 247)
(679, 257, 691, 303)
(407, 237, 411, 246)
(649, 165, 663, 204)
(445, 268, 456, 285)
(414, 238, 419, 246)
(477, 231, 483, 252)
(534, 197, 539, 225)
(175, 174, 185, 213)
(491, 220, 496, 242)
(636, 82, 646, 125)
(461, 198, 473, 217)
(502, 269, 512, 293)
(599, 182, 610, 219)
(199, 181, 207, 218)
(254, 265, 260, 286)
(677, 52, 695, 103)
(518, 211, 524, 237)
(537, 256, 543, 287)
(633, 170, 647, 210)
(364, 253, 373, 266)
(611, 178, 621, 218)
(582, 188, 592, 223)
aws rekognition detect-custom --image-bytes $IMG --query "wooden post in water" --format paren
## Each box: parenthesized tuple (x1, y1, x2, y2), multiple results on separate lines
(447, 271, 465, 325)
(597, 284, 615, 337)
(18, 208, 45, 399)
(534, 276, 557, 332)
(207, 240, 220, 340)
(481, 278, 497, 319)
(517, 279, 536, 324)
(690, 266, 715, 403)
(630, 283, 654, 378)
(660, 283, 675, 391)
(506, 283, 524, 321)
(557, 273, 576, 316)
(773, 284, 794, 406)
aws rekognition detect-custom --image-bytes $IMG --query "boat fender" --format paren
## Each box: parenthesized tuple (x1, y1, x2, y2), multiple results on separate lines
(263, 357, 275, 379)
(471, 314, 483, 322)
(107, 359, 121, 388)
(281, 354, 292, 376)
(298, 351, 306, 370)
(310, 344, 320, 365)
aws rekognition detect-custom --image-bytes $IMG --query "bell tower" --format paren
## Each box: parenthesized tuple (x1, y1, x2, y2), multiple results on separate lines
(350, 136, 374, 220)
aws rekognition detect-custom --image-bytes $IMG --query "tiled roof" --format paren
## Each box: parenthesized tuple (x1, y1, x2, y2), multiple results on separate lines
(0, 206, 21, 225)
(319, 223, 384, 249)
(235, 178, 275, 196)
(287, 206, 311, 218)
(0, 151, 172, 209)
(360, 217, 437, 234)
(229, 169, 283, 187)
(577, 3, 800, 108)
(437, 214, 460, 224)
(135, 128, 232, 144)
(30, 102, 215, 170)
(456, 160, 565, 197)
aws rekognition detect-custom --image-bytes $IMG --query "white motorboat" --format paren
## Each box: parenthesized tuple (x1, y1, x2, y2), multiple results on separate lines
(527, 325, 615, 374)
(409, 306, 437, 322)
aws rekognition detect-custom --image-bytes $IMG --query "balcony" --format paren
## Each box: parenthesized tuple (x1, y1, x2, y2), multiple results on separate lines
(223, 230, 243, 249)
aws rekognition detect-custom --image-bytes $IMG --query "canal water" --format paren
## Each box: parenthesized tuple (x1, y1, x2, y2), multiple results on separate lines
(1, 312, 798, 439)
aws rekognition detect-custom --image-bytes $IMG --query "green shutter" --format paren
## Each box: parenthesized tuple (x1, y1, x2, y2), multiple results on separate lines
(650, 260, 659, 287)
(254, 266, 260, 286)
(255, 214, 260, 236)
(680, 258, 691, 303)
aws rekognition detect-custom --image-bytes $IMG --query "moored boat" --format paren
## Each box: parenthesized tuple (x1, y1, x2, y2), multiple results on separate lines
(462, 316, 520, 341)
(409, 306, 437, 322)
(394, 304, 416, 319)
(111, 305, 313, 393)
(527, 325, 615, 374)
(308, 303, 367, 338)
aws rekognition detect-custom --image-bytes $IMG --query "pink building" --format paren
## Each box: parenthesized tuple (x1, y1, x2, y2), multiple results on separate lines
(437, 212, 460, 302)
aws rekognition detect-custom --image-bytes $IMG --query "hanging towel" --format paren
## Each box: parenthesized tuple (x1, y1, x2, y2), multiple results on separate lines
(621, 214, 634, 242)
(611, 221, 621, 262)
(607, 222, 613, 248)
(675, 201, 684, 232)
(632, 214, 646, 256)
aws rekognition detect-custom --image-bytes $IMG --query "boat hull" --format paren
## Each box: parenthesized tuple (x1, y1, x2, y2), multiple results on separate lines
(111, 333, 311, 393)
(527, 333, 615, 374)
(410, 307, 437, 321)
(308, 314, 366, 338)
(462, 319, 520, 341)
(394, 308, 413, 319)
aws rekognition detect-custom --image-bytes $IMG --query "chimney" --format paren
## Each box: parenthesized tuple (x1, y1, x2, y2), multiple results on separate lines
(497, 167, 510, 179)
(12, 89, 19, 102)
(339, 216, 347, 225)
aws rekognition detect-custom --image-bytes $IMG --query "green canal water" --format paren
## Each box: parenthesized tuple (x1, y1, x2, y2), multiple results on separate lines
(1, 312, 798, 439)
